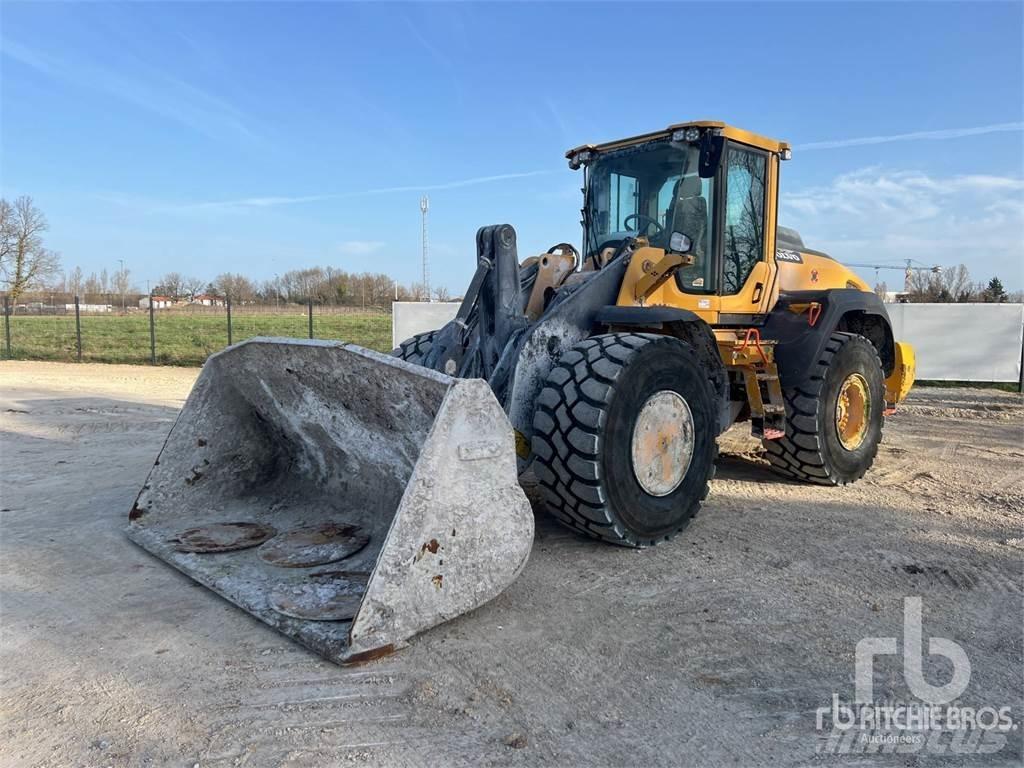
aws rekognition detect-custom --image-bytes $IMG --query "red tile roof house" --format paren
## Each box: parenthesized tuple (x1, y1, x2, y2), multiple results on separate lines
(191, 294, 225, 307)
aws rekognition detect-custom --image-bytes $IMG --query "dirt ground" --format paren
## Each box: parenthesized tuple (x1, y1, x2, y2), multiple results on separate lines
(1, 361, 1021, 767)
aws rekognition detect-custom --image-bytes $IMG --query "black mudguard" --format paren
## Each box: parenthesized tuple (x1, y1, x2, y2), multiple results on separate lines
(595, 305, 703, 327)
(762, 289, 895, 389)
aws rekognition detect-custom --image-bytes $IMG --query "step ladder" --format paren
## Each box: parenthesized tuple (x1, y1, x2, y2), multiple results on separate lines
(718, 328, 788, 440)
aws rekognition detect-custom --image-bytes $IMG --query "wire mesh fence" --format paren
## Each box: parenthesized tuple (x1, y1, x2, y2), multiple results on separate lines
(1, 294, 393, 366)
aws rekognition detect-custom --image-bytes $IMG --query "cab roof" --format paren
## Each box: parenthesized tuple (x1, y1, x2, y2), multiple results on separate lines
(566, 120, 791, 158)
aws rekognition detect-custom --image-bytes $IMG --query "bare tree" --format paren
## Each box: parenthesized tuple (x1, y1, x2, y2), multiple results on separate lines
(182, 275, 205, 301)
(67, 266, 84, 297)
(0, 196, 62, 300)
(154, 272, 184, 299)
(83, 272, 102, 298)
(257, 278, 282, 303)
(942, 264, 972, 301)
(405, 282, 429, 301)
(905, 263, 974, 303)
(433, 285, 451, 302)
(212, 273, 256, 303)
(113, 266, 133, 299)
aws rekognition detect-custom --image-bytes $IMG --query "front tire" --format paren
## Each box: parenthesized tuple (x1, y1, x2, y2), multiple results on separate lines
(391, 331, 437, 366)
(764, 332, 884, 484)
(531, 333, 717, 547)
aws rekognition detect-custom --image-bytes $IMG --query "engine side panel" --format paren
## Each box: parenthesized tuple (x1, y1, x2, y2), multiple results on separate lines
(774, 248, 870, 294)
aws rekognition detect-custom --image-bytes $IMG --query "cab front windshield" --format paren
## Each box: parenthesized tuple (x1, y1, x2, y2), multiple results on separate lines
(583, 140, 714, 293)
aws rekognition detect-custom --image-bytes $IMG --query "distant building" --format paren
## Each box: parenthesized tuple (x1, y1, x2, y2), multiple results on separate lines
(881, 291, 911, 304)
(64, 303, 112, 313)
(191, 294, 225, 307)
(139, 296, 174, 309)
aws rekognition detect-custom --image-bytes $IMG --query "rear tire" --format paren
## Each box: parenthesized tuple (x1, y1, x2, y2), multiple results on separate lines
(531, 333, 717, 547)
(391, 331, 437, 366)
(764, 332, 884, 485)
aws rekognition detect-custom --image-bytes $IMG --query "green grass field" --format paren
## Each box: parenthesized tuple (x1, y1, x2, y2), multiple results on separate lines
(3, 311, 392, 366)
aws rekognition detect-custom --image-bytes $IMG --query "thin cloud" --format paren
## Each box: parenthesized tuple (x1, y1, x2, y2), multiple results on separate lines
(338, 240, 386, 257)
(784, 167, 1024, 219)
(361, 169, 556, 196)
(797, 122, 1023, 151)
(157, 169, 558, 212)
(782, 167, 1024, 287)
(1, 37, 259, 145)
(191, 194, 331, 211)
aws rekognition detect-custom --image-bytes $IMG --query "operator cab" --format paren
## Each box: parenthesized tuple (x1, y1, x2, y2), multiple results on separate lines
(568, 121, 790, 314)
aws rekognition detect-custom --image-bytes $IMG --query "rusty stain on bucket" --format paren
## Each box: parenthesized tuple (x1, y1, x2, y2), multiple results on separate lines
(268, 570, 370, 621)
(257, 521, 370, 568)
(168, 522, 277, 553)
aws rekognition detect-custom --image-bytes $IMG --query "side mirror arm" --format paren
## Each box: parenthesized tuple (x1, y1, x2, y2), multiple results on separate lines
(633, 251, 696, 302)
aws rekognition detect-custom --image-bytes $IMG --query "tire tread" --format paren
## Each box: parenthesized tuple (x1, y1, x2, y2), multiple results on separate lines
(764, 332, 883, 486)
(532, 333, 716, 547)
(391, 331, 437, 365)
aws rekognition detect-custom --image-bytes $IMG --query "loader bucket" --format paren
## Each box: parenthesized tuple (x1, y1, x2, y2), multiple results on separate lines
(127, 338, 534, 663)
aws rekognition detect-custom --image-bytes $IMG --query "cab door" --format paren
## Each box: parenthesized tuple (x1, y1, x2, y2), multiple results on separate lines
(716, 142, 777, 321)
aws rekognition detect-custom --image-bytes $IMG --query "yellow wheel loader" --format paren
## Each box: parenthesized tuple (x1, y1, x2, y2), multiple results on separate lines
(128, 121, 916, 663)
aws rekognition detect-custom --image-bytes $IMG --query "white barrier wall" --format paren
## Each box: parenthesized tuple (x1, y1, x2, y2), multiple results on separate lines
(392, 301, 1024, 383)
(391, 302, 460, 349)
(887, 303, 1023, 383)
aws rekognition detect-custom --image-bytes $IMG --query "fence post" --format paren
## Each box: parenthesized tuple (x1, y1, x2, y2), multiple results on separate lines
(3, 295, 10, 358)
(74, 295, 83, 362)
(226, 295, 233, 347)
(308, 298, 314, 339)
(1018, 323, 1023, 394)
(149, 293, 157, 365)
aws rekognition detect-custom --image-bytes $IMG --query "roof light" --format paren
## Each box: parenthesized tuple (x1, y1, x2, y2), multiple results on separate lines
(780, 148, 792, 161)
(568, 149, 593, 170)
(671, 127, 702, 143)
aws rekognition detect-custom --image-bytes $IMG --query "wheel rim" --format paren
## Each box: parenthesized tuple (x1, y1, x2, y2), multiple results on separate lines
(836, 373, 871, 451)
(630, 390, 694, 497)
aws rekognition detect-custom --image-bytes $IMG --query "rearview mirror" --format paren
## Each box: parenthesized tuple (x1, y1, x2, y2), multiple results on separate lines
(698, 134, 725, 179)
(669, 231, 692, 253)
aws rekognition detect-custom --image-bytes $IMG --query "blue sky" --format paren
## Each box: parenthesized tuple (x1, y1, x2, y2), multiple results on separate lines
(2, 1, 1022, 293)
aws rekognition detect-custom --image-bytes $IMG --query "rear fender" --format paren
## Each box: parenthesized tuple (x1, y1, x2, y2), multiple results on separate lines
(763, 289, 895, 389)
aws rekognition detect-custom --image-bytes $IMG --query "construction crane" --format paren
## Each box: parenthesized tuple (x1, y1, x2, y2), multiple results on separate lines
(845, 259, 942, 292)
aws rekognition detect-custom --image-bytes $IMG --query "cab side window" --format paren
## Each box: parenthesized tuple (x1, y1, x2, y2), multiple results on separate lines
(722, 147, 767, 294)
(608, 172, 638, 232)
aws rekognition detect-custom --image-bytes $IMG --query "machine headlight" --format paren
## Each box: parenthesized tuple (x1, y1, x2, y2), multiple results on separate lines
(568, 150, 593, 170)
(672, 127, 702, 142)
